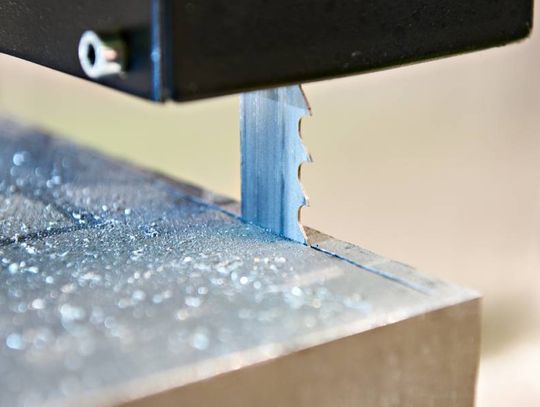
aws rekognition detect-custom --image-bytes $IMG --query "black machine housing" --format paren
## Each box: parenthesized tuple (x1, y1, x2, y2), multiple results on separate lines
(0, 0, 534, 102)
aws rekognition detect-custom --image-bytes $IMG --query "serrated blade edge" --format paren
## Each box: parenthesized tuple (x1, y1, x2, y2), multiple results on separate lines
(240, 85, 312, 244)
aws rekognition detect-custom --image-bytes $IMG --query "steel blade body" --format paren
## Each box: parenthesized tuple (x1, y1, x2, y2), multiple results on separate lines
(240, 85, 311, 244)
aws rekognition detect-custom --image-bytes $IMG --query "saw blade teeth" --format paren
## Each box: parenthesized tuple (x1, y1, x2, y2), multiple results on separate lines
(295, 87, 312, 243)
(240, 85, 313, 245)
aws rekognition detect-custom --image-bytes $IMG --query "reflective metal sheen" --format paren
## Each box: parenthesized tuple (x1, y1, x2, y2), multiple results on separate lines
(0, 117, 480, 406)
(241, 85, 311, 244)
(78, 31, 126, 80)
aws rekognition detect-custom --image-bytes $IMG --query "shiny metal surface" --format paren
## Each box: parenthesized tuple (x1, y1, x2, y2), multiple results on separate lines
(240, 86, 311, 244)
(0, 116, 479, 406)
(78, 31, 126, 80)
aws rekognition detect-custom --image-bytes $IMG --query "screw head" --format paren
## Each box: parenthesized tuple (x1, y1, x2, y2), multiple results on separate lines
(78, 31, 125, 79)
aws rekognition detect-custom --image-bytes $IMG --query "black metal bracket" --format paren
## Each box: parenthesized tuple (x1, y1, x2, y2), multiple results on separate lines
(0, 0, 533, 102)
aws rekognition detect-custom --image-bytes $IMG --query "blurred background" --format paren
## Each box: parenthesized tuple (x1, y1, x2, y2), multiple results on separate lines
(1, 9, 539, 407)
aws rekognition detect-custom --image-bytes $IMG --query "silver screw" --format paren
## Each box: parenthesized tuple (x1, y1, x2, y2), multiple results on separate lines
(78, 31, 126, 79)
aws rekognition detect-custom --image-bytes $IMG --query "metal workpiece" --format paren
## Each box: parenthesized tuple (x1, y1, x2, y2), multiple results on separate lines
(0, 0, 533, 101)
(241, 86, 311, 244)
(0, 117, 480, 406)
